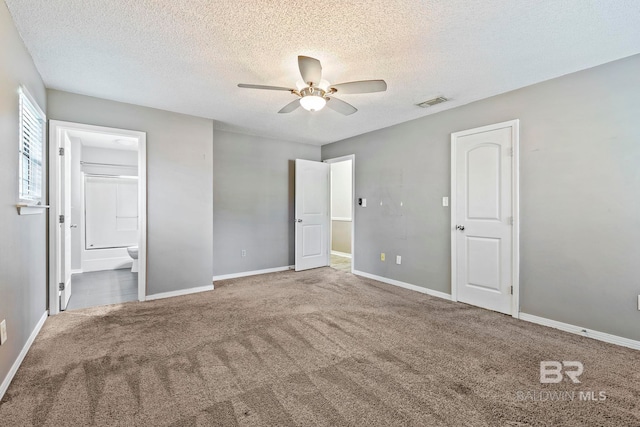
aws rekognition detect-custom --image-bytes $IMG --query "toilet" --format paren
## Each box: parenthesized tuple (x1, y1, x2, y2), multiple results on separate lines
(127, 246, 139, 273)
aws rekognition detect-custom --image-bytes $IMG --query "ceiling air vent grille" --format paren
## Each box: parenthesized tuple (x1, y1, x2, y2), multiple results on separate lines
(417, 97, 448, 108)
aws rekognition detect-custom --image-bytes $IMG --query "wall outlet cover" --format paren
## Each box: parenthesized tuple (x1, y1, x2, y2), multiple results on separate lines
(380, 253, 385, 261)
(0, 319, 7, 345)
(396, 255, 402, 265)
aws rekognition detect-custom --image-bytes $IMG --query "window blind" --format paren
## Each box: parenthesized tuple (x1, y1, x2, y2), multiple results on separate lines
(19, 87, 45, 202)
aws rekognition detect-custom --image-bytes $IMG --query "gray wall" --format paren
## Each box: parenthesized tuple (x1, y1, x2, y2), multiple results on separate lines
(322, 54, 640, 341)
(212, 130, 320, 276)
(47, 90, 214, 296)
(0, 1, 47, 394)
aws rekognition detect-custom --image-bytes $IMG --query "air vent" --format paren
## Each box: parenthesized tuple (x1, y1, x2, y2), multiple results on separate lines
(417, 97, 448, 108)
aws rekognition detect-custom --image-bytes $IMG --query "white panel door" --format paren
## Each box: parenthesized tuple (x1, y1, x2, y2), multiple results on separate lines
(295, 159, 330, 271)
(452, 123, 517, 315)
(59, 134, 72, 310)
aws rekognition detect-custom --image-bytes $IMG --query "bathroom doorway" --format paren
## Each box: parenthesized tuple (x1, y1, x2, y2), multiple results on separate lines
(325, 155, 354, 273)
(49, 121, 147, 314)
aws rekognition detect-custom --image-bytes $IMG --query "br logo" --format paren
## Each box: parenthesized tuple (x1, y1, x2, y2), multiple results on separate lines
(540, 361, 584, 384)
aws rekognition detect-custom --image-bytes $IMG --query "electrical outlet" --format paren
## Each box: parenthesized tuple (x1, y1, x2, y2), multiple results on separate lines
(0, 320, 7, 345)
(380, 253, 385, 261)
(241, 249, 246, 257)
(396, 255, 402, 265)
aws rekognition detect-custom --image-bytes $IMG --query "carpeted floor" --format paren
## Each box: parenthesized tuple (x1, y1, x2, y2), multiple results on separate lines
(1, 268, 639, 426)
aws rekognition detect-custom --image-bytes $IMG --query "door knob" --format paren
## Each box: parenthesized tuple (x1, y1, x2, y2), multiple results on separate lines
(456, 225, 465, 231)
(296, 219, 302, 223)
(70, 224, 78, 228)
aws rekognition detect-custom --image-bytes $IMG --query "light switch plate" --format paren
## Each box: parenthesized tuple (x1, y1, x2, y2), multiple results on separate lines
(380, 253, 385, 261)
(396, 255, 402, 265)
(0, 319, 7, 345)
(362, 198, 367, 207)
(442, 196, 449, 207)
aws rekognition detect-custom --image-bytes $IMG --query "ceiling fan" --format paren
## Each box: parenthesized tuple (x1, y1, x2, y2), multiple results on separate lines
(238, 56, 387, 116)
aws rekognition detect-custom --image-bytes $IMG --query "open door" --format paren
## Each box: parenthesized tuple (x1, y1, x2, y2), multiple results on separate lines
(58, 133, 72, 310)
(295, 159, 330, 271)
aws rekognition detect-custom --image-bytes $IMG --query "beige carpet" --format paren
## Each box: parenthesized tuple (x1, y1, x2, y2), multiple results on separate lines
(1, 268, 639, 426)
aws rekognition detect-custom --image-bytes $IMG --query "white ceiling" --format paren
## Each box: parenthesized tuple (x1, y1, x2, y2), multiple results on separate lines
(67, 129, 138, 151)
(5, 0, 640, 145)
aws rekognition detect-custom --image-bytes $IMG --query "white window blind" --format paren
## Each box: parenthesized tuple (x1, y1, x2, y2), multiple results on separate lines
(18, 87, 45, 202)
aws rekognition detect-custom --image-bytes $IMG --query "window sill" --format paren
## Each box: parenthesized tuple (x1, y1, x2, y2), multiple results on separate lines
(16, 203, 49, 215)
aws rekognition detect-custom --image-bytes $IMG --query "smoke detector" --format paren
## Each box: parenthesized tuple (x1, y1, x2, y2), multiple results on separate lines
(417, 97, 448, 108)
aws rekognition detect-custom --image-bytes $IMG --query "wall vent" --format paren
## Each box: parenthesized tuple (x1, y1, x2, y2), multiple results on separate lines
(417, 96, 448, 108)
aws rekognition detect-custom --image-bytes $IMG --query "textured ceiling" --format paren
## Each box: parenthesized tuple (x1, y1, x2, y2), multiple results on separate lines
(5, 0, 640, 145)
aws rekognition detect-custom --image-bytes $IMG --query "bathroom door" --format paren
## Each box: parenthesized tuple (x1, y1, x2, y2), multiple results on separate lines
(295, 159, 330, 271)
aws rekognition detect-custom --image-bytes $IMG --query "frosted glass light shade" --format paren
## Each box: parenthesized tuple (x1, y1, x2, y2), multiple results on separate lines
(300, 95, 326, 112)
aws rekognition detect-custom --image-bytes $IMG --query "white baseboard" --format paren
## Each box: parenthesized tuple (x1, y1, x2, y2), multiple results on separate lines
(519, 313, 640, 351)
(352, 270, 452, 301)
(70, 269, 83, 275)
(146, 284, 214, 301)
(213, 266, 293, 282)
(0, 311, 48, 401)
(82, 257, 132, 272)
(331, 250, 352, 259)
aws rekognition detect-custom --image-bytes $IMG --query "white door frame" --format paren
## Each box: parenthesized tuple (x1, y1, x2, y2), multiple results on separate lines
(324, 154, 355, 274)
(48, 120, 147, 314)
(450, 120, 520, 318)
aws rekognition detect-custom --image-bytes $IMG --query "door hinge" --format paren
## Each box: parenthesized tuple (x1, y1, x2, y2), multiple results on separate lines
(59, 214, 65, 224)
(59, 282, 65, 291)
(59, 147, 65, 156)
(510, 286, 513, 295)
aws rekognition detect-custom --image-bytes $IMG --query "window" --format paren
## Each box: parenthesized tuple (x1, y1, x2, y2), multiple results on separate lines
(18, 87, 45, 203)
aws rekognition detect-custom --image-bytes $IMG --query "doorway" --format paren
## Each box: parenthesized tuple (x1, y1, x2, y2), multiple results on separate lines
(49, 121, 147, 314)
(450, 120, 519, 317)
(326, 155, 355, 273)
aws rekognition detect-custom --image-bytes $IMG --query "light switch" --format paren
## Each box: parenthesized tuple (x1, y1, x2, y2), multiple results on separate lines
(442, 196, 449, 207)
(362, 198, 367, 207)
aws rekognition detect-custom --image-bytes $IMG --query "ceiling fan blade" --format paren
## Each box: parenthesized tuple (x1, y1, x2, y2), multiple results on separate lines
(330, 80, 387, 94)
(326, 97, 357, 116)
(278, 98, 301, 114)
(298, 56, 322, 85)
(238, 83, 294, 92)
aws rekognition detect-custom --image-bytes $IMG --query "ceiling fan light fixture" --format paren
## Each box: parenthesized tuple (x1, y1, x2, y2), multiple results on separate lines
(238, 55, 386, 115)
(300, 95, 326, 112)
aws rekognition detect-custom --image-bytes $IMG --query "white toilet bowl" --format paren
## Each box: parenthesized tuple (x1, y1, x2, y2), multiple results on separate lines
(127, 246, 139, 273)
